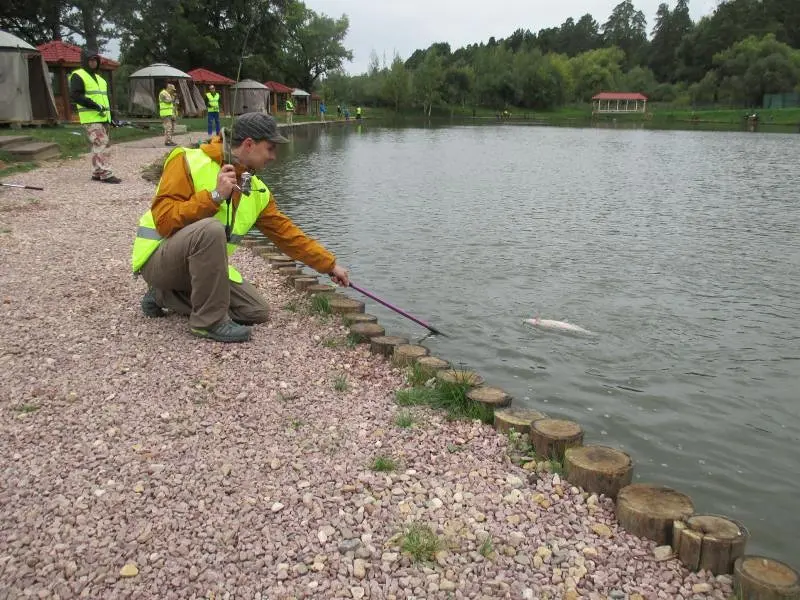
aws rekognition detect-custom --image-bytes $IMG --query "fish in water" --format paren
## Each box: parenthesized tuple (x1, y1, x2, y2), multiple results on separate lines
(524, 316, 592, 335)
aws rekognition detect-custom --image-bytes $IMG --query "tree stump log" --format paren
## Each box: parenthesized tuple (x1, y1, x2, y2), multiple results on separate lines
(342, 313, 378, 326)
(306, 283, 337, 295)
(285, 273, 308, 286)
(327, 296, 365, 314)
(370, 335, 409, 357)
(416, 356, 449, 373)
(466, 386, 512, 408)
(563, 445, 633, 500)
(616, 483, 694, 545)
(277, 266, 303, 277)
(493, 408, 547, 435)
(436, 369, 484, 387)
(349, 322, 385, 343)
(270, 260, 295, 270)
(530, 418, 584, 460)
(671, 515, 749, 574)
(294, 277, 319, 291)
(392, 344, 429, 367)
(264, 252, 291, 262)
(734, 555, 800, 600)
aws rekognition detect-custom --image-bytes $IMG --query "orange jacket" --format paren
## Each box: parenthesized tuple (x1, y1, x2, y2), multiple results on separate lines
(150, 138, 336, 274)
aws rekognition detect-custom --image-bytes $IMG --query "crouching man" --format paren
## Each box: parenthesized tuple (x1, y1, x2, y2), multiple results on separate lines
(130, 112, 349, 342)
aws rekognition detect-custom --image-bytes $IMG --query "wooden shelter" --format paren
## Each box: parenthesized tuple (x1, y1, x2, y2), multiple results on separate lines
(291, 88, 311, 115)
(128, 63, 204, 117)
(592, 92, 648, 114)
(187, 67, 235, 116)
(265, 81, 294, 115)
(37, 40, 119, 122)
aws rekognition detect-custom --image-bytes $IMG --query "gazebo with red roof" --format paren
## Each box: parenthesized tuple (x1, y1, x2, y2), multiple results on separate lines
(265, 81, 295, 115)
(37, 40, 120, 122)
(591, 92, 648, 115)
(187, 68, 235, 116)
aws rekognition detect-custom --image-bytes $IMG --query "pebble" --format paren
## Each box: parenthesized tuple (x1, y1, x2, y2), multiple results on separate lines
(119, 563, 138, 578)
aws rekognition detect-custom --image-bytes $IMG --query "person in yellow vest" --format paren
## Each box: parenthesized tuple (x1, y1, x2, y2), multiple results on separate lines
(356, 106, 362, 120)
(205, 84, 221, 136)
(69, 48, 120, 183)
(285, 97, 294, 124)
(130, 112, 350, 343)
(159, 83, 178, 146)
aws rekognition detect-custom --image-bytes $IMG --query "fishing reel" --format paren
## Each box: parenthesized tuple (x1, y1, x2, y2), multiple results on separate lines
(235, 172, 266, 196)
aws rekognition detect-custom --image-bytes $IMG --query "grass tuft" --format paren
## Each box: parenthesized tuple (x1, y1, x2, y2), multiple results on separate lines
(333, 373, 348, 392)
(399, 522, 442, 563)
(393, 410, 416, 428)
(370, 454, 397, 472)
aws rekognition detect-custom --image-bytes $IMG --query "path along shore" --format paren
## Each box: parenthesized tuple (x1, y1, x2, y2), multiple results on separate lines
(0, 132, 734, 599)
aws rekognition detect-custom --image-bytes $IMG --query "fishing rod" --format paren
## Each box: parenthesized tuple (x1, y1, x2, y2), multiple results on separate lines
(346, 281, 448, 337)
(0, 182, 44, 190)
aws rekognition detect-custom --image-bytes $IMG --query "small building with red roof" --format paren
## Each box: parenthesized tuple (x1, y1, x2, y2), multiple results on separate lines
(591, 92, 648, 114)
(187, 67, 235, 116)
(265, 81, 295, 115)
(37, 40, 119, 122)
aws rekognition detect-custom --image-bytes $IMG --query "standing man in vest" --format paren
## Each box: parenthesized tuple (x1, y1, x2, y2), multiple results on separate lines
(159, 83, 178, 146)
(285, 97, 294, 124)
(356, 106, 362, 120)
(130, 112, 350, 343)
(69, 48, 120, 184)
(206, 84, 221, 137)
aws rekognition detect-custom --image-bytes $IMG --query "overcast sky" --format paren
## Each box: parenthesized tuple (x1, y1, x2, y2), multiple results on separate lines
(305, 0, 720, 74)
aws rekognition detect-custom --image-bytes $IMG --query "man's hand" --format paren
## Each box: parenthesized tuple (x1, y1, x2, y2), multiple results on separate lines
(215, 164, 237, 199)
(330, 264, 350, 287)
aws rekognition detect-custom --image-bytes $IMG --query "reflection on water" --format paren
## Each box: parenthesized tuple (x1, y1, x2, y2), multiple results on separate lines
(253, 123, 800, 566)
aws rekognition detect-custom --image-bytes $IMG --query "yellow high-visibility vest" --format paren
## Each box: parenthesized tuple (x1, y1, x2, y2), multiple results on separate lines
(130, 147, 271, 283)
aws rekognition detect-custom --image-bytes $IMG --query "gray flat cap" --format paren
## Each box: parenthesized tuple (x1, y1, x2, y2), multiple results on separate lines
(230, 112, 289, 145)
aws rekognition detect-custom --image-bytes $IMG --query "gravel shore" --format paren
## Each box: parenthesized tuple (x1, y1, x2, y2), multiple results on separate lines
(0, 133, 734, 599)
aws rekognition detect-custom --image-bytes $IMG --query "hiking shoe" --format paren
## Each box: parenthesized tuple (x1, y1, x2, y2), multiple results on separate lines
(141, 288, 166, 318)
(191, 319, 251, 343)
(165, 141, 177, 146)
(93, 175, 122, 183)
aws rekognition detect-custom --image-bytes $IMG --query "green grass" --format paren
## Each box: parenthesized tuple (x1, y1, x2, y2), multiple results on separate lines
(393, 410, 416, 428)
(333, 373, 348, 392)
(478, 535, 495, 558)
(14, 404, 40, 414)
(405, 362, 436, 387)
(399, 522, 442, 563)
(310, 294, 331, 316)
(283, 300, 300, 313)
(394, 373, 495, 424)
(370, 454, 397, 472)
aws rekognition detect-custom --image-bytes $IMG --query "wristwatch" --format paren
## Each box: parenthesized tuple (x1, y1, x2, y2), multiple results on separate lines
(211, 190, 222, 205)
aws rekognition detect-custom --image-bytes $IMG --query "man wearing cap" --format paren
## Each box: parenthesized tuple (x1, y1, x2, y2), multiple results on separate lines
(159, 83, 178, 146)
(130, 112, 350, 343)
(69, 49, 121, 183)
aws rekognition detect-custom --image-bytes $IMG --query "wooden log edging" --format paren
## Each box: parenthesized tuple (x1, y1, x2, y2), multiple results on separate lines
(250, 247, 797, 585)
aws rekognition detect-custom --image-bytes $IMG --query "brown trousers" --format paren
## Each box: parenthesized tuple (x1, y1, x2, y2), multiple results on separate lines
(140, 218, 269, 328)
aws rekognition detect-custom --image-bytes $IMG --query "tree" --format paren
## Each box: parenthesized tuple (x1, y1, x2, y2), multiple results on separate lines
(412, 51, 445, 116)
(602, 0, 648, 68)
(280, 1, 352, 90)
(569, 47, 625, 101)
(0, 0, 64, 45)
(649, 1, 694, 83)
(382, 54, 411, 112)
(713, 33, 800, 106)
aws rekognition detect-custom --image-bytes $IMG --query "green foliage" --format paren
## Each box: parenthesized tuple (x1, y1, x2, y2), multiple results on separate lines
(393, 410, 416, 428)
(399, 522, 442, 563)
(310, 294, 331, 315)
(333, 373, 348, 392)
(370, 454, 397, 472)
(394, 375, 494, 424)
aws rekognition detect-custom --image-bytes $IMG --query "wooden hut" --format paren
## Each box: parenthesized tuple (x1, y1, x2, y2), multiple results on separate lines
(265, 81, 294, 115)
(187, 68, 235, 116)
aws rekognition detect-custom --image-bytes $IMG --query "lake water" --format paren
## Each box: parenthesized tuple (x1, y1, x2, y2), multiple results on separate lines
(258, 121, 800, 566)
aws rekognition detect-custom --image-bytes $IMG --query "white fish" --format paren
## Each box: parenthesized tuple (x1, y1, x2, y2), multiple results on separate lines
(524, 316, 591, 335)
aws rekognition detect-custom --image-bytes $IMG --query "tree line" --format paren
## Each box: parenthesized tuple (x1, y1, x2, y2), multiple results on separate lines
(2, 0, 799, 112)
(323, 0, 800, 112)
